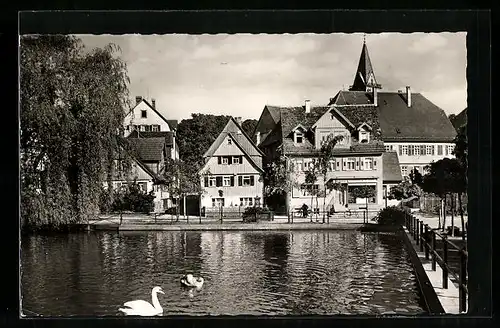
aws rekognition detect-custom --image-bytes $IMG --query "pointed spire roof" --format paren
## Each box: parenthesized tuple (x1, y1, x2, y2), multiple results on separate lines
(349, 38, 381, 91)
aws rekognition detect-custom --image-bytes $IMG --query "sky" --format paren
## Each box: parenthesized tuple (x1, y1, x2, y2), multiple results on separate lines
(78, 32, 467, 122)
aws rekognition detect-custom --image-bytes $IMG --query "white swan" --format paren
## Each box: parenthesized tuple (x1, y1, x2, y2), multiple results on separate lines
(180, 274, 204, 289)
(118, 286, 164, 316)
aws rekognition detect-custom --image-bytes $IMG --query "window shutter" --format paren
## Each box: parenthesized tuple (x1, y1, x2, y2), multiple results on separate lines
(238, 176, 242, 186)
(337, 159, 341, 171)
(204, 177, 208, 187)
(373, 158, 377, 170)
(343, 158, 346, 169)
(250, 176, 255, 186)
(355, 158, 360, 171)
(227, 156, 232, 165)
(399, 145, 403, 156)
(360, 157, 364, 169)
(230, 176, 235, 186)
(420, 145, 426, 154)
(216, 176, 222, 187)
(218, 156, 221, 164)
(240, 155, 243, 164)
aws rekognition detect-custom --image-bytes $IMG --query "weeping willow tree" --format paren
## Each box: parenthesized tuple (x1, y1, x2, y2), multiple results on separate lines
(20, 35, 130, 231)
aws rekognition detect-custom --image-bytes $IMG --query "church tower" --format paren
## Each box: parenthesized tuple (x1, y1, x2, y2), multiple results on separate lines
(349, 35, 382, 92)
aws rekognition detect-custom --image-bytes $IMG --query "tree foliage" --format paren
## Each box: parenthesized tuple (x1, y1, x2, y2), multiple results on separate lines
(241, 119, 258, 139)
(175, 114, 231, 170)
(20, 35, 130, 231)
(389, 180, 422, 200)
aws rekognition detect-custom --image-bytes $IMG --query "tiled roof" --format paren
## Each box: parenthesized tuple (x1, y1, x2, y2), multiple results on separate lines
(331, 91, 457, 142)
(116, 137, 165, 183)
(166, 120, 178, 130)
(128, 99, 178, 131)
(125, 137, 166, 162)
(127, 130, 174, 146)
(450, 108, 467, 131)
(382, 151, 403, 182)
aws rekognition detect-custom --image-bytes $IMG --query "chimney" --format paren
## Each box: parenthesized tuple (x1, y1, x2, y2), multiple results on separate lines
(151, 98, 156, 109)
(406, 86, 411, 107)
(305, 99, 311, 113)
(373, 87, 378, 107)
(135, 96, 142, 105)
(255, 131, 261, 145)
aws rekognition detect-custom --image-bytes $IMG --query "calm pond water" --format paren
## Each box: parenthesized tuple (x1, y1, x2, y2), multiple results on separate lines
(21, 230, 426, 316)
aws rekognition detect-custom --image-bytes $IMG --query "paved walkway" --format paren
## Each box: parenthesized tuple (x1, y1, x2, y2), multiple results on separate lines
(404, 226, 465, 314)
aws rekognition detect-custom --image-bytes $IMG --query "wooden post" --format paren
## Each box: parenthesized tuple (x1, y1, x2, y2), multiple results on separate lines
(416, 219, 420, 246)
(431, 230, 437, 271)
(459, 248, 467, 313)
(424, 225, 430, 260)
(419, 221, 424, 252)
(442, 234, 448, 289)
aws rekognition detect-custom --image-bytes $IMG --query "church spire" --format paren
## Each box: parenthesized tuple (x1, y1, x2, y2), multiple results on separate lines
(349, 35, 381, 92)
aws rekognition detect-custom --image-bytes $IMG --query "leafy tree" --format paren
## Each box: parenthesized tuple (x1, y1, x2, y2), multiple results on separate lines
(20, 35, 130, 231)
(176, 114, 231, 170)
(162, 157, 209, 222)
(409, 168, 423, 186)
(421, 158, 466, 237)
(263, 153, 299, 221)
(241, 119, 258, 140)
(389, 180, 422, 201)
(452, 124, 468, 239)
(349, 185, 376, 222)
(304, 164, 319, 222)
(317, 134, 344, 222)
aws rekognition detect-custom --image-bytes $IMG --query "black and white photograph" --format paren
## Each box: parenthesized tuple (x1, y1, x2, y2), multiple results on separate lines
(20, 26, 472, 317)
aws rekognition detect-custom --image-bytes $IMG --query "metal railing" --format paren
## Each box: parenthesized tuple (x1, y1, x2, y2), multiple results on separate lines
(404, 212, 468, 313)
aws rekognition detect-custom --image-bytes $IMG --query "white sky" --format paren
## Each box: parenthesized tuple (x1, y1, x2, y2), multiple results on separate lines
(78, 32, 467, 121)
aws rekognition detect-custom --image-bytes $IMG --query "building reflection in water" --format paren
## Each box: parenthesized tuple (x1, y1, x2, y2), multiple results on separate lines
(21, 230, 425, 316)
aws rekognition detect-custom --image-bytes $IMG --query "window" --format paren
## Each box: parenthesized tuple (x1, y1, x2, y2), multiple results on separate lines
(144, 125, 152, 132)
(152, 125, 160, 132)
(222, 157, 229, 165)
(295, 132, 304, 144)
(363, 157, 373, 170)
(401, 166, 408, 177)
(227, 138, 232, 145)
(426, 145, 434, 155)
(232, 156, 240, 164)
(328, 160, 335, 171)
(141, 110, 147, 118)
(359, 131, 369, 143)
(300, 184, 319, 196)
(447, 145, 454, 155)
(384, 145, 393, 152)
(414, 145, 420, 156)
(243, 176, 252, 186)
(208, 177, 216, 187)
(240, 197, 253, 206)
(212, 198, 225, 207)
(223, 176, 232, 187)
(296, 160, 303, 172)
(346, 158, 356, 170)
(139, 125, 146, 132)
(400, 145, 408, 155)
(138, 182, 147, 192)
(408, 145, 415, 156)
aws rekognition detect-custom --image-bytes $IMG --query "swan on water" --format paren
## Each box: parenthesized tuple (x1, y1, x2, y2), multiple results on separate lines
(118, 286, 164, 316)
(180, 274, 204, 289)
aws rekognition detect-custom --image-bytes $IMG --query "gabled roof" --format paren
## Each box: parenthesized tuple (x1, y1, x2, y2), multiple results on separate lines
(127, 130, 175, 146)
(125, 137, 166, 162)
(127, 99, 178, 131)
(382, 151, 403, 182)
(357, 122, 372, 131)
(290, 123, 308, 134)
(116, 137, 165, 184)
(449, 108, 467, 131)
(330, 90, 457, 142)
(201, 117, 264, 172)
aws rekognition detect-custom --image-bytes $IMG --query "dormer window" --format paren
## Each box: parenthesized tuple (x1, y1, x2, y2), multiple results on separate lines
(357, 123, 372, 143)
(295, 131, 304, 144)
(359, 131, 370, 143)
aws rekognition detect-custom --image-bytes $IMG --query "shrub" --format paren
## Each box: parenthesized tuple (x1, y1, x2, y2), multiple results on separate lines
(242, 206, 272, 222)
(375, 206, 409, 226)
